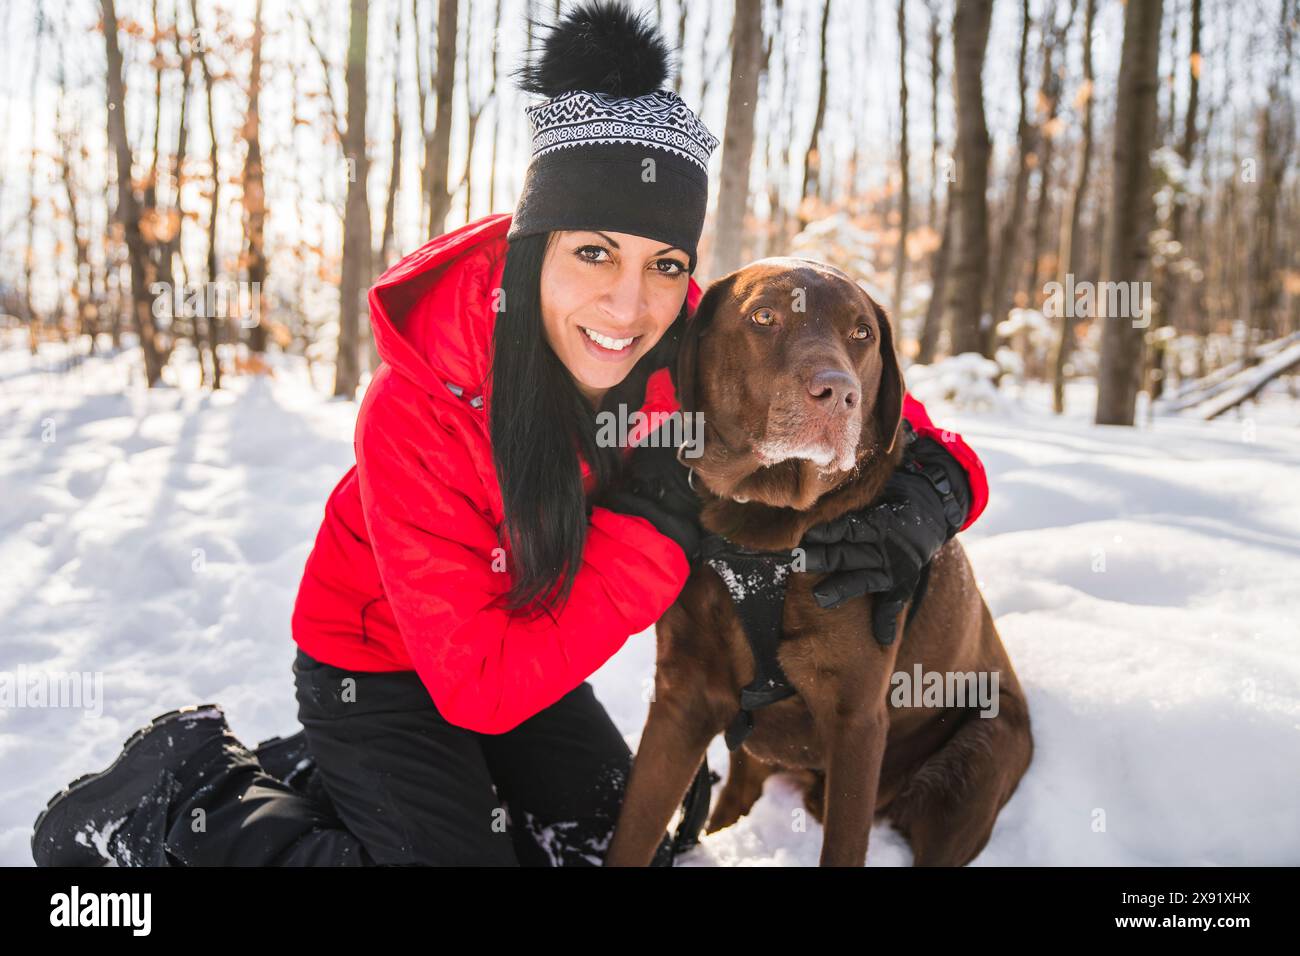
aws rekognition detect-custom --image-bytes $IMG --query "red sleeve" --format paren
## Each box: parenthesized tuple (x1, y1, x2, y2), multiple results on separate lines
(354, 371, 690, 734)
(901, 393, 989, 532)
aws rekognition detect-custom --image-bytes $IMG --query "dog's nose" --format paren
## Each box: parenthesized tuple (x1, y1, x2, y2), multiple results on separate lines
(806, 369, 860, 411)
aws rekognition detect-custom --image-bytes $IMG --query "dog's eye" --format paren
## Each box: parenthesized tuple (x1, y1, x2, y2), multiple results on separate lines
(750, 308, 776, 326)
(850, 323, 874, 341)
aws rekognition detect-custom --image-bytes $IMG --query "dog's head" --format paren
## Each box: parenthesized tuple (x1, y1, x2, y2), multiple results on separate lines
(675, 258, 904, 511)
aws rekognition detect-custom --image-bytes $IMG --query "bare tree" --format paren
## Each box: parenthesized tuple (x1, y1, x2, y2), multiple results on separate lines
(1245, 0, 1295, 350)
(942, 0, 993, 357)
(710, 0, 764, 278)
(987, 0, 1034, 353)
(1021, 0, 1076, 312)
(459, 0, 495, 220)
(927, 0, 942, 232)
(378, 12, 403, 277)
(487, 0, 505, 212)
(101, 0, 168, 385)
(1147, 0, 1201, 398)
(334, 0, 372, 398)
(191, 0, 222, 388)
(424, 0, 459, 236)
(23, 5, 46, 354)
(55, 35, 98, 354)
(892, 0, 911, 317)
(1095, 0, 1164, 425)
(917, 0, 948, 363)
(241, 0, 268, 353)
(1051, 0, 1096, 413)
(797, 0, 831, 230)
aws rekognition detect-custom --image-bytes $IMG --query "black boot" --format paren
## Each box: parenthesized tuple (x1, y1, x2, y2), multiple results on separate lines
(31, 704, 229, 867)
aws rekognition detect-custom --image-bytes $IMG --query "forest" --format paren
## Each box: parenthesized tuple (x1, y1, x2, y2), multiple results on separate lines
(0, 0, 1296, 419)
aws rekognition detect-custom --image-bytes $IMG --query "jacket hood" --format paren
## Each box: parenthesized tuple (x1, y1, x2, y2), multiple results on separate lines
(368, 213, 513, 401)
(367, 212, 704, 406)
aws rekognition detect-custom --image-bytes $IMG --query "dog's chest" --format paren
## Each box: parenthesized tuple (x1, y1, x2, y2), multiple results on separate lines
(686, 568, 888, 769)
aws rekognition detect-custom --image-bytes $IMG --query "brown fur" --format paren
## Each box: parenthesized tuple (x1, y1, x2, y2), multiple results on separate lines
(605, 259, 1033, 867)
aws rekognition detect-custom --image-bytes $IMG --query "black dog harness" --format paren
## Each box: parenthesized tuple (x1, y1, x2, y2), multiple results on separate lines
(699, 534, 800, 751)
(698, 531, 933, 751)
(667, 528, 931, 861)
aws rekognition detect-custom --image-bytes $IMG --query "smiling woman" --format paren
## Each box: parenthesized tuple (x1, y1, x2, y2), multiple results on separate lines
(31, 0, 723, 869)
(542, 230, 691, 402)
(488, 224, 699, 613)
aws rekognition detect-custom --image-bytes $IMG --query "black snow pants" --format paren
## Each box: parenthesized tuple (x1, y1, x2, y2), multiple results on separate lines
(162, 647, 675, 866)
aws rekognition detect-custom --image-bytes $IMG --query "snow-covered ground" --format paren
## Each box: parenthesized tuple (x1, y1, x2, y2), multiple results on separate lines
(2, 335, 1297, 866)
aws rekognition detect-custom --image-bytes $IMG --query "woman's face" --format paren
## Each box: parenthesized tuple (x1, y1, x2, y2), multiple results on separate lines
(539, 230, 690, 406)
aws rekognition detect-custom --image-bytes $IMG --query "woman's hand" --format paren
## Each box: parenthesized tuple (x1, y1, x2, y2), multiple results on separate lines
(798, 424, 972, 645)
(600, 420, 704, 562)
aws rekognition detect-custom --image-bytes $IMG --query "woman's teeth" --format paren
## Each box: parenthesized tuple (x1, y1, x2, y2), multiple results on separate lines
(581, 326, 636, 351)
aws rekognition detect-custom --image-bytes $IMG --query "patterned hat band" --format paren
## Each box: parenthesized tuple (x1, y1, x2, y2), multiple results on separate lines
(508, 89, 719, 272)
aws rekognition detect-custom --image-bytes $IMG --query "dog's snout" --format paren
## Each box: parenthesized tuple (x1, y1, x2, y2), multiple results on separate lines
(806, 368, 860, 411)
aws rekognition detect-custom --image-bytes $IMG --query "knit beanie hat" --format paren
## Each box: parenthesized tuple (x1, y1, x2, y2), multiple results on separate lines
(507, 0, 720, 274)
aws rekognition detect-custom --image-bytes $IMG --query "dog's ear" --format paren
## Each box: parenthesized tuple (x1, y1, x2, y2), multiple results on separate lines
(674, 273, 735, 415)
(873, 300, 906, 455)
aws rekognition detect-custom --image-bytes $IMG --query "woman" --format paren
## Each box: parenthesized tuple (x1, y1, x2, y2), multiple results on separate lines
(32, 1, 988, 867)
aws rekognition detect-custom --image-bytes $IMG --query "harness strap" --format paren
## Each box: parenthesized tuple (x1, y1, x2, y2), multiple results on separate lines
(700, 535, 797, 751)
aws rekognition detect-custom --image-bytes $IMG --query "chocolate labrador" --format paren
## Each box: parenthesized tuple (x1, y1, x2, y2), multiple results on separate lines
(605, 258, 1032, 867)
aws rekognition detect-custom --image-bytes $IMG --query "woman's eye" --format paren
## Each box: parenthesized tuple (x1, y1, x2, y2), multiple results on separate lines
(750, 307, 776, 326)
(575, 245, 611, 264)
(654, 259, 687, 276)
(850, 323, 874, 341)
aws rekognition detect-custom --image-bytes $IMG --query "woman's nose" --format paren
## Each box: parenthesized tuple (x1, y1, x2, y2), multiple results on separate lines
(599, 273, 646, 328)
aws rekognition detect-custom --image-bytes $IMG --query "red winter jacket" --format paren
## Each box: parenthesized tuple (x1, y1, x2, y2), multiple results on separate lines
(291, 212, 989, 734)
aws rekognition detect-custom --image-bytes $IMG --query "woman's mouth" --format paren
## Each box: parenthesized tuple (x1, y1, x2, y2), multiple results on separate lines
(579, 325, 640, 361)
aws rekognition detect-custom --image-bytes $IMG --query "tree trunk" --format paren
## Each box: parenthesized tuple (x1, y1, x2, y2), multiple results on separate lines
(487, 0, 504, 212)
(334, 0, 372, 398)
(1022, 4, 1074, 314)
(919, 198, 954, 363)
(1147, 0, 1201, 400)
(23, 11, 45, 355)
(1051, 0, 1096, 414)
(425, 0, 458, 237)
(927, 0, 941, 232)
(1246, 0, 1294, 350)
(378, 12, 403, 277)
(942, 0, 994, 357)
(892, 0, 911, 319)
(191, 0, 222, 388)
(797, 0, 831, 231)
(709, 0, 764, 278)
(1095, 0, 1164, 426)
(986, 0, 1033, 355)
(101, 0, 167, 386)
(242, 0, 268, 353)
(56, 57, 97, 355)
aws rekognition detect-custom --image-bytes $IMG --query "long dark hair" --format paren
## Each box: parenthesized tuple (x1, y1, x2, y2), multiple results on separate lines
(489, 231, 687, 619)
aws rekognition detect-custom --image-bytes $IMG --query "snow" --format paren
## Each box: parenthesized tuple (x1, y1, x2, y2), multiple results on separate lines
(1159, 331, 1300, 414)
(1186, 337, 1300, 420)
(2, 334, 1297, 866)
(906, 352, 1012, 412)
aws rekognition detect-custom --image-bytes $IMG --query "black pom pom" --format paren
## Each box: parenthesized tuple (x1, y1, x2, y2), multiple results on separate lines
(516, 0, 672, 99)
